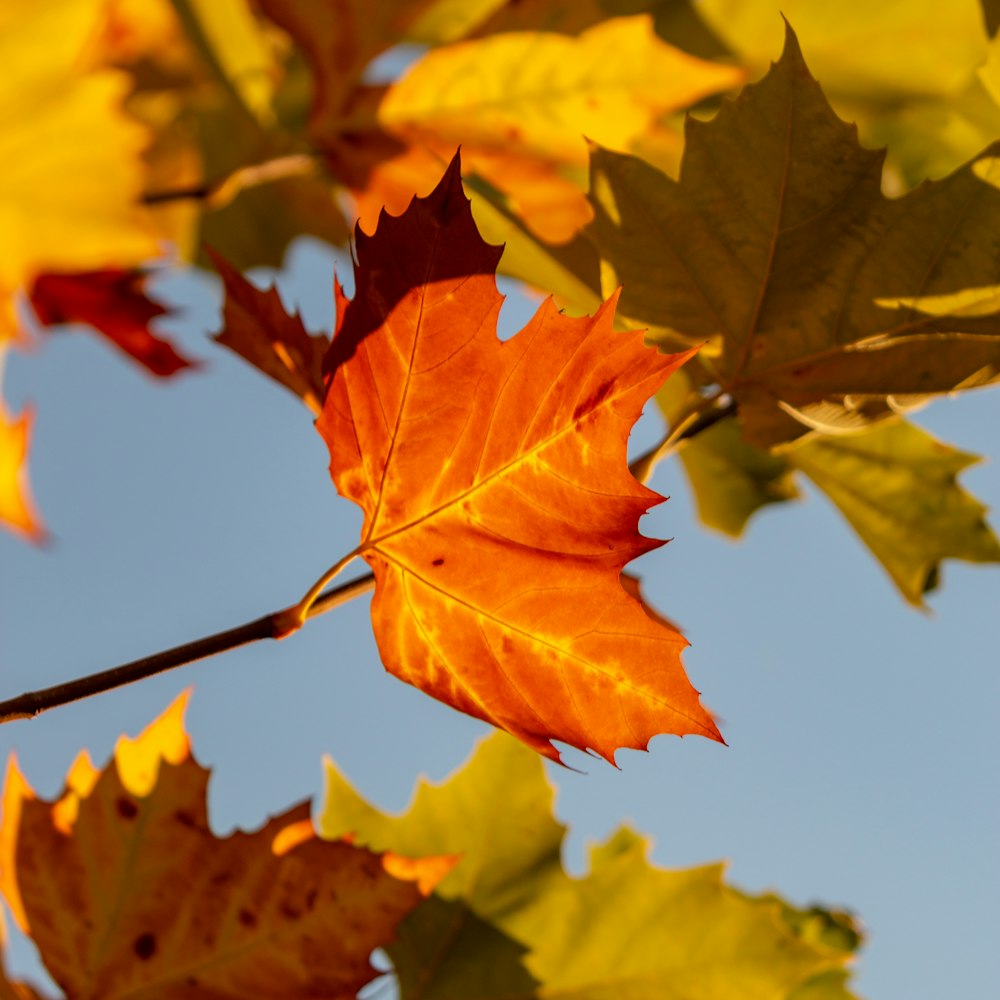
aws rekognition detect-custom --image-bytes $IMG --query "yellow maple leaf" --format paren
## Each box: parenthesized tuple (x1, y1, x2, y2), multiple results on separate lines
(319, 15, 743, 240)
(0, 0, 159, 338)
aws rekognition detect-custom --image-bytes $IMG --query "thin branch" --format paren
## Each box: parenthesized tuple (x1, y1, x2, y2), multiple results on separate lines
(0, 393, 733, 726)
(0, 573, 375, 726)
(142, 153, 319, 210)
(629, 396, 737, 484)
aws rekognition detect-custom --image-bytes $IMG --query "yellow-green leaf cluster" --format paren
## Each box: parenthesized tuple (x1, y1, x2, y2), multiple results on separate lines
(321, 733, 862, 999)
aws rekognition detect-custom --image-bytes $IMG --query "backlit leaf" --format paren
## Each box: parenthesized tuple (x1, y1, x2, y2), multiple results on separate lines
(363, 15, 743, 239)
(317, 153, 721, 762)
(695, 0, 987, 100)
(0, 694, 449, 998)
(379, 15, 741, 164)
(466, 177, 603, 315)
(0, 0, 158, 338)
(657, 369, 799, 536)
(254, 0, 443, 130)
(321, 732, 862, 1000)
(690, 0, 1000, 187)
(589, 24, 1000, 445)
(171, 0, 279, 124)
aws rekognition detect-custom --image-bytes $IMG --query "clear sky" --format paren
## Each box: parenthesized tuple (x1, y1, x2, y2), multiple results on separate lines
(2, 237, 998, 999)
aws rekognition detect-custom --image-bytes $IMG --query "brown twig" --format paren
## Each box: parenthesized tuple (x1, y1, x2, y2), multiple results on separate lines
(142, 153, 318, 210)
(0, 573, 375, 725)
(0, 395, 735, 725)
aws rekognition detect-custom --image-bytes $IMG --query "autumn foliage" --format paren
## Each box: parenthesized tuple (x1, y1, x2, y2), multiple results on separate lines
(3, 0, 1000, 995)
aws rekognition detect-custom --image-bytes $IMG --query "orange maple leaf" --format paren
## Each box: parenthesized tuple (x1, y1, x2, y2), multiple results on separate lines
(29, 269, 197, 378)
(0, 693, 450, 998)
(317, 153, 722, 763)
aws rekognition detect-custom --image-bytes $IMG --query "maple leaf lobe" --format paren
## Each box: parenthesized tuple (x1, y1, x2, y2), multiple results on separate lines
(319, 152, 721, 763)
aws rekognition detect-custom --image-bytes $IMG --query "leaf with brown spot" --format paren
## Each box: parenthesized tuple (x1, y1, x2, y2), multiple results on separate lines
(316, 152, 721, 763)
(0, 694, 450, 999)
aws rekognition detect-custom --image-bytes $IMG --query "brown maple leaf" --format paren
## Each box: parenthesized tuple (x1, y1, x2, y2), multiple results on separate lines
(316, 153, 721, 763)
(0, 694, 450, 999)
(588, 23, 1000, 445)
(29, 269, 197, 378)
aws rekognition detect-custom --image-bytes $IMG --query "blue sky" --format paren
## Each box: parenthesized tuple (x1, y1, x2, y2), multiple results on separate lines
(2, 236, 998, 999)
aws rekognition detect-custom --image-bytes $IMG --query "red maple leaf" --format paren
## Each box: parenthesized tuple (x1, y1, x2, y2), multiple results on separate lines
(30, 269, 197, 377)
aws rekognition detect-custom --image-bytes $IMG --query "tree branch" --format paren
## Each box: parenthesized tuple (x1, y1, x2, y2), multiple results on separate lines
(0, 573, 375, 725)
(142, 154, 319, 210)
(0, 393, 734, 726)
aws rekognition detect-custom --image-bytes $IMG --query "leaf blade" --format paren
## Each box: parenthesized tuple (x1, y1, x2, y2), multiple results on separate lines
(0, 696, 447, 998)
(320, 733, 863, 1000)
(318, 153, 721, 761)
(587, 24, 1000, 445)
(786, 418, 1000, 605)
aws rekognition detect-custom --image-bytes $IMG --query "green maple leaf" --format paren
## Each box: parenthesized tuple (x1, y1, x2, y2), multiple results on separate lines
(656, 367, 1000, 604)
(657, 370, 1000, 602)
(786, 418, 1000, 605)
(319, 733, 861, 999)
(588, 22, 1000, 446)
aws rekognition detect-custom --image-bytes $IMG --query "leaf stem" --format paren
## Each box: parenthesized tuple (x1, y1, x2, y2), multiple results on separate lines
(629, 394, 736, 483)
(0, 572, 375, 726)
(272, 550, 362, 637)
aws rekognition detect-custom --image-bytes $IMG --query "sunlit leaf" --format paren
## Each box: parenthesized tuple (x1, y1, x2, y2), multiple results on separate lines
(29, 270, 197, 378)
(657, 370, 798, 537)
(171, 0, 279, 124)
(364, 15, 743, 239)
(0, 352, 43, 542)
(0, 0, 159, 337)
(316, 153, 720, 761)
(212, 250, 329, 412)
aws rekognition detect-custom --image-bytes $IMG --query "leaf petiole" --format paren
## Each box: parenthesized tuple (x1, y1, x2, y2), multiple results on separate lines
(272, 549, 363, 638)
